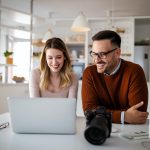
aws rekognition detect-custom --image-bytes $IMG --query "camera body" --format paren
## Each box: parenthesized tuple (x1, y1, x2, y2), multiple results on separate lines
(84, 106, 112, 145)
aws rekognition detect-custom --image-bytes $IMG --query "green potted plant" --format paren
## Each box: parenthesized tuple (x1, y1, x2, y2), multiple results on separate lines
(3, 50, 13, 64)
(3, 50, 13, 57)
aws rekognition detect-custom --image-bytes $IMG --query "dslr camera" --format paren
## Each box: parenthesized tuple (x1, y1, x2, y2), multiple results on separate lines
(84, 106, 112, 145)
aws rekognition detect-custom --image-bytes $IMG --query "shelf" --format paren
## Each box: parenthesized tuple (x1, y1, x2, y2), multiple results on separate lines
(0, 64, 17, 67)
(121, 53, 132, 56)
(66, 42, 84, 45)
(0, 64, 17, 83)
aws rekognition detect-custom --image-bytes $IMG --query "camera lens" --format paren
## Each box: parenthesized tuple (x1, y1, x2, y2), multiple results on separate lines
(88, 127, 102, 140)
(84, 115, 109, 145)
(84, 107, 112, 145)
(84, 126, 107, 145)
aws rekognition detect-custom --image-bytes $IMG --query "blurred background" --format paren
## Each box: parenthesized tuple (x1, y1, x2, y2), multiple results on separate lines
(0, 0, 150, 114)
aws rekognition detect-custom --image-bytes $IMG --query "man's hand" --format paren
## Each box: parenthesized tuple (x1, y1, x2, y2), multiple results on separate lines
(124, 101, 149, 124)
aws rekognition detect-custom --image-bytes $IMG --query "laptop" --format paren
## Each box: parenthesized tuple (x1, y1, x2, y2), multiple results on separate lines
(7, 97, 77, 134)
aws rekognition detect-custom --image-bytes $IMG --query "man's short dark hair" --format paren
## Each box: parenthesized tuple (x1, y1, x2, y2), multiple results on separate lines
(92, 30, 121, 48)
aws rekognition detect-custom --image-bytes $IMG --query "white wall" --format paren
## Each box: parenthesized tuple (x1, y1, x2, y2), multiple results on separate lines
(0, 83, 29, 114)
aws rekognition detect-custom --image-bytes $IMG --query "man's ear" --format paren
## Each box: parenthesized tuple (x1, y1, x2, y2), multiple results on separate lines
(115, 48, 121, 57)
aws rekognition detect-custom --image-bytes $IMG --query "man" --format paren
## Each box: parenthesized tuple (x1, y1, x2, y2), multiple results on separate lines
(82, 30, 149, 124)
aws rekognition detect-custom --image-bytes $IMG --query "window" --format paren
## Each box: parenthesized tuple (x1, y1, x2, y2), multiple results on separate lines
(13, 41, 30, 81)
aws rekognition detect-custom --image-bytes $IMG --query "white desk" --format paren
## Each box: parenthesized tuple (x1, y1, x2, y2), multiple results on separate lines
(0, 113, 149, 150)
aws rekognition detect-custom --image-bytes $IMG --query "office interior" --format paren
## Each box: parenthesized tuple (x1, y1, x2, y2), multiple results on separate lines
(0, 0, 150, 115)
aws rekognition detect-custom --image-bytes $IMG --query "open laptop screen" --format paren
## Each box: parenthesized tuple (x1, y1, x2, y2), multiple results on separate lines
(7, 97, 77, 134)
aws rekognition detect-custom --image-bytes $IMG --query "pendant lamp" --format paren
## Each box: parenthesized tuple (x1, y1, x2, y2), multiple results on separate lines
(42, 28, 53, 43)
(71, 12, 90, 32)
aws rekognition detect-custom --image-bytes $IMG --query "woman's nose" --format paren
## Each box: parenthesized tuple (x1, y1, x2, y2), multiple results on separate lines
(52, 58, 57, 64)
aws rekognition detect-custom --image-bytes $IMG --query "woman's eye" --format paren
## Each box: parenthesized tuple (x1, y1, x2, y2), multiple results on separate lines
(48, 57, 52, 59)
(47, 56, 62, 60)
(55, 55, 63, 59)
(56, 56, 62, 59)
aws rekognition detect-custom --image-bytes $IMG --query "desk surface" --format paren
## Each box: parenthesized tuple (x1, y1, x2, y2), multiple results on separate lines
(0, 113, 149, 150)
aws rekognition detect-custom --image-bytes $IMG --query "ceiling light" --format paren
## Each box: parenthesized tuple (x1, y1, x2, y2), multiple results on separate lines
(42, 28, 53, 43)
(71, 12, 90, 32)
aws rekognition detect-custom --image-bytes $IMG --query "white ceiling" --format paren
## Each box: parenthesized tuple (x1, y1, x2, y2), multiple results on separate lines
(1, 0, 150, 27)
(33, 0, 150, 19)
(2, 0, 150, 19)
(1, 0, 150, 40)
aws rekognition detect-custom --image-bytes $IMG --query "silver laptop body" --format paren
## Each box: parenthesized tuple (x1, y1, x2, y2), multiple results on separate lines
(7, 97, 77, 134)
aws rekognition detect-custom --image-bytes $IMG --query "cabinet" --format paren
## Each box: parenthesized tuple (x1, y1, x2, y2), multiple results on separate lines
(135, 18, 150, 43)
(66, 42, 86, 80)
(66, 42, 85, 62)
(87, 18, 135, 63)
(134, 18, 150, 82)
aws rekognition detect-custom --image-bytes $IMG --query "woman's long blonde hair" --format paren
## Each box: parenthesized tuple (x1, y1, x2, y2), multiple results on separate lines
(39, 37, 72, 90)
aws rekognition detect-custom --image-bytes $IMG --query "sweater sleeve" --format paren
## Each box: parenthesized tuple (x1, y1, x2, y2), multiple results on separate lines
(82, 67, 101, 111)
(127, 64, 148, 112)
(111, 64, 148, 123)
(110, 63, 148, 123)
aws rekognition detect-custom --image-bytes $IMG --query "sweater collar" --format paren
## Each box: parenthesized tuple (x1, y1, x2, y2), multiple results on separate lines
(104, 59, 121, 76)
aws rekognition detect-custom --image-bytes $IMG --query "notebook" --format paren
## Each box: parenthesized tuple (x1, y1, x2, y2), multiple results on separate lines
(7, 97, 77, 134)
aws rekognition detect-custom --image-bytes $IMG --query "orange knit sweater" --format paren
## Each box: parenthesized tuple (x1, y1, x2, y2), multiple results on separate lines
(82, 59, 148, 123)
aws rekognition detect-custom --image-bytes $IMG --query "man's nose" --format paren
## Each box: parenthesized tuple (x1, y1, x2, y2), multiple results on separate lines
(95, 54, 102, 60)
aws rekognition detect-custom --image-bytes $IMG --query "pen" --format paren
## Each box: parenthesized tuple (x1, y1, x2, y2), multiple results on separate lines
(0, 122, 9, 129)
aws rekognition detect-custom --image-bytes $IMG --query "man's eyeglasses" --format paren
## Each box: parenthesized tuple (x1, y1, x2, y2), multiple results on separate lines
(0, 122, 9, 129)
(90, 48, 118, 59)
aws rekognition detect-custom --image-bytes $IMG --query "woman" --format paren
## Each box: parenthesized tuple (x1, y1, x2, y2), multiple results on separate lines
(29, 37, 78, 98)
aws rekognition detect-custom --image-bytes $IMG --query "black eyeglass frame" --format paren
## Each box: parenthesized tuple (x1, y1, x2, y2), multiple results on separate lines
(90, 48, 118, 59)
